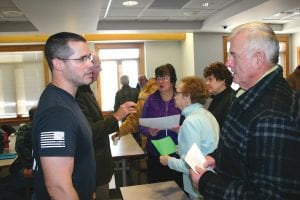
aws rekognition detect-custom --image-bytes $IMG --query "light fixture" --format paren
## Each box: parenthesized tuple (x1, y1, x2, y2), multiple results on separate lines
(202, 2, 209, 7)
(2, 10, 23, 17)
(184, 11, 200, 16)
(123, 1, 138, 7)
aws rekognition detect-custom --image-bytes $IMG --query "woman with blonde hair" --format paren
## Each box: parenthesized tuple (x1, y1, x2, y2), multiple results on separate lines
(160, 76, 219, 200)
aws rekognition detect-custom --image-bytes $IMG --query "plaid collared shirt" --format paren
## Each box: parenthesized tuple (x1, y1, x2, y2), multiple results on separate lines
(199, 67, 300, 199)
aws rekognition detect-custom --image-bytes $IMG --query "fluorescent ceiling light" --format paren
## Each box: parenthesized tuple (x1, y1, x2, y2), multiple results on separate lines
(184, 11, 200, 16)
(202, 2, 209, 7)
(123, 1, 138, 7)
(2, 10, 23, 17)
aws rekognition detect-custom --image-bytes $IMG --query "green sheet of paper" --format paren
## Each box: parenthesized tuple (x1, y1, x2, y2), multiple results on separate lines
(151, 136, 176, 155)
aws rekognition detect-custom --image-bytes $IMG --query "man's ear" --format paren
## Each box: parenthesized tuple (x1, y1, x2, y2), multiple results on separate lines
(52, 58, 64, 71)
(255, 51, 264, 67)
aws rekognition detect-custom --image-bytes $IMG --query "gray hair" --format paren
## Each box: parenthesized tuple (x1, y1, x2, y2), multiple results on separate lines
(120, 75, 129, 85)
(228, 22, 279, 65)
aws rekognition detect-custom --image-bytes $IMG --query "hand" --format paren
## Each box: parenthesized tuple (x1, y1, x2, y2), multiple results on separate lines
(113, 101, 137, 121)
(111, 132, 120, 145)
(171, 125, 180, 133)
(149, 128, 159, 136)
(189, 155, 216, 189)
(190, 167, 202, 189)
(23, 168, 33, 178)
(111, 132, 120, 141)
(203, 155, 216, 169)
(160, 155, 170, 166)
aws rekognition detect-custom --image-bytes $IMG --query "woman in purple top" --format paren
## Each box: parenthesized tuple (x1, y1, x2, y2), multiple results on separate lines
(139, 63, 183, 188)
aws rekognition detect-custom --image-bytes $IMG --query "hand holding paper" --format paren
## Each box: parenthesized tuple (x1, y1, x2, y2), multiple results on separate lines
(184, 143, 206, 173)
(185, 143, 216, 174)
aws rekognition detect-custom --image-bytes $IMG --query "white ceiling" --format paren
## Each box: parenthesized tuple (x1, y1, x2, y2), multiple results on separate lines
(0, 0, 300, 35)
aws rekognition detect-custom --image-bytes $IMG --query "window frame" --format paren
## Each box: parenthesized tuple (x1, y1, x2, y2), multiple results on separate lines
(0, 45, 49, 124)
(94, 43, 144, 115)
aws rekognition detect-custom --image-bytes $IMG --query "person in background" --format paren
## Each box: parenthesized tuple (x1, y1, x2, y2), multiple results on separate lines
(32, 32, 96, 200)
(160, 76, 219, 200)
(0, 125, 16, 153)
(203, 61, 235, 128)
(76, 53, 136, 200)
(190, 22, 300, 199)
(112, 78, 158, 184)
(136, 75, 148, 93)
(286, 65, 300, 91)
(113, 78, 158, 143)
(139, 63, 183, 188)
(0, 107, 36, 200)
(114, 75, 139, 112)
(14, 107, 37, 176)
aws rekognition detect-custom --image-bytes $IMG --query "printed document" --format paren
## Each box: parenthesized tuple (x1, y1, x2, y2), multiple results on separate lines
(139, 114, 180, 130)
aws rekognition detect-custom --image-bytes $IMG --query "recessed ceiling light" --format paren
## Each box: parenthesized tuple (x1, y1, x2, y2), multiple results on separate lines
(2, 10, 23, 17)
(123, 1, 138, 7)
(184, 11, 200, 16)
(202, 2, 209, 7)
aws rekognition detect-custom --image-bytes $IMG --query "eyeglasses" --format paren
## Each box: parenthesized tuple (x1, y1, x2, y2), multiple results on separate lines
(59, 53, 93, 64)
(156, 76, 170, 81)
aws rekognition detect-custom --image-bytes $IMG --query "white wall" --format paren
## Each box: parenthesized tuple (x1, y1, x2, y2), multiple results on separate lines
(180, 33, 195, 77)
(193, 32, 225, 77)
(144, 33, 226, 81)
(144, 41, 182, 81)
(292, 32, 300, 71)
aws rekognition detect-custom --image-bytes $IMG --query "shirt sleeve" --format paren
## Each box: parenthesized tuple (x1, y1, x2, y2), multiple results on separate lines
(35, 106, 77, 157)
(139, 98, 151, 137)
(168, 119, 202, 174)
(15, 124, 33, 167)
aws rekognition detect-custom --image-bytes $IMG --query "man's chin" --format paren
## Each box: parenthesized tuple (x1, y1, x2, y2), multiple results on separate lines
(83, 78, 93, 85)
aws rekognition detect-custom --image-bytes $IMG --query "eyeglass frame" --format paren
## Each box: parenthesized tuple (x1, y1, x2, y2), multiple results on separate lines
(174, 91, 184, 95)
(156, 75, 170, 81)
(59, 53, 93, 64)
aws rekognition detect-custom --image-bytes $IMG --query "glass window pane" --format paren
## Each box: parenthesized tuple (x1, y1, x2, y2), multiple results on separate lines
(122, 60, 139, 88)
(0, 51, 44, 118)
(100, 60, 118, 111)
(98, 47, 141, 112)
(99, 49, 139, 60)
(0, 63, 16, 118)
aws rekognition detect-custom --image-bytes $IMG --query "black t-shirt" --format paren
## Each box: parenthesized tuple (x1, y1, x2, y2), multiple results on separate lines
(32, 84, 96, 199)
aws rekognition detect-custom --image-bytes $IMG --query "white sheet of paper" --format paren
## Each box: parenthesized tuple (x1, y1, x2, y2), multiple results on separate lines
(108, 174, 116, 189)
(139, 114, 180, 130)
(184, 143, 206, 173)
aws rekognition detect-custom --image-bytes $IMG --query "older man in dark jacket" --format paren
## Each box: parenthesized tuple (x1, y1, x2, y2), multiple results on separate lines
(76, 53, 136, 200)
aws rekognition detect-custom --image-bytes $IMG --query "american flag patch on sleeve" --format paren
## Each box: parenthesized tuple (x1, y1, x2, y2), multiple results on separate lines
(40, 131, 65, 148)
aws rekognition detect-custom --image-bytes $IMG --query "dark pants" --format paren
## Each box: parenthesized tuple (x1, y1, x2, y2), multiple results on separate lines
(0, 173, 32, 200)
(147, 154, 183, 189)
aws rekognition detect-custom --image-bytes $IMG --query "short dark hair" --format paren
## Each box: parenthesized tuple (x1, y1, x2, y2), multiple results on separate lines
(29, 106, 37, 121)
(45, 32, 86, 71)
(155, 63, 177, 85)
(203, 62, 233, 88)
